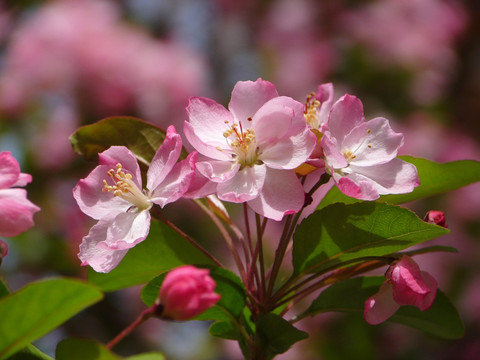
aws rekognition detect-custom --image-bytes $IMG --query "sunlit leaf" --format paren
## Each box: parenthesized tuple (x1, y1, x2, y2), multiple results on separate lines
(70, 117, 167, 165)
(0, 279, 103, 359)
(293, 202, 449, 275)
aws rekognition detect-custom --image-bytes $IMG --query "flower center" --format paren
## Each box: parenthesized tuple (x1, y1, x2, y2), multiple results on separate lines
(304, 92, 321, 129)
(223, 120, 259, 167)
(103, 163, 152, 211)
(341, 129, 373, 164)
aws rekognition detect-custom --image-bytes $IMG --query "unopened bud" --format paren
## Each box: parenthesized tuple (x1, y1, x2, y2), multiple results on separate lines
(424, 210, 447, 228)
(156, 265, 220, 321)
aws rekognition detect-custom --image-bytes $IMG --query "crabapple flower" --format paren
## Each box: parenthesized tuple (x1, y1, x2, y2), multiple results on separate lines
(321, 94, 419, 200)
(0, 152, 40, 237)
(184, 78, 317, 220)
(73, 126, 196, 273)
(424, 210, 448, 228)
(364, 255, 437, 325)
(304, 83, 334, 132)
(156, 265, 220, 321)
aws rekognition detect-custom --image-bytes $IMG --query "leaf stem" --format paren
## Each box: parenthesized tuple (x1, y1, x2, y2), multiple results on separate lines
(192, 200, 247, 282)
(152, 206, 223, 268)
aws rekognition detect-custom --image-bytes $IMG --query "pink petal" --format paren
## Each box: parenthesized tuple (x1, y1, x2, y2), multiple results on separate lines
(73, 164, 130, 220)
(196, 160, 239, 183)
(364, 282, 400, 325)
(261, 128, 317, 169)
(0, 188, 40, 237)
(252, 100, 294, 145)
(321, 135, 349, 169)
(0, 152, 20, 189)
(328, 95, 365, 145)
(389, 255, 434, 310)
(349, 158, 420, 195)
(315, 83, 334, 131)
(147, 125, 183, 191)
(183, 169, 217, 199)
(185, 97, 234, 160)
(343, 117, 404, 166)
(101, 210, 151, 250)
(183, 121, 232, 161)
(13, 173, 32, 187)
(98, 146, 142, 188)
(217, 165, 266, 202)
(78, 219, 128, 273)
(228, 78, 278, 126)
(150, 152, 197, 207)
(418, 271, 438, 311)
(335, 175, 380, 200)
(247, 168, 304, 221)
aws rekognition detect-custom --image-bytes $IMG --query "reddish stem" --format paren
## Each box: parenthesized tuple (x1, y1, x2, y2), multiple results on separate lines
(106, 306, 157, 350)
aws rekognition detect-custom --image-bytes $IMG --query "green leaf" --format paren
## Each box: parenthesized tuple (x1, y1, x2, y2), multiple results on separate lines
(293, 202, 449, 275)
(126, 353, 165, 360)
(56, 339, 165, 360)
(70, 117, 167, 165)
(383, 157, 480, 204)
(209, 321, 241, 341)
(6, 344, 54, 360)
(0, 279, 9, 298)
(318, 157, 480, 208)
(0, 279, 103, 360)
(89, 220, 215, 292)
(256, 313, 308, 359)
(305, 276, 464, 339)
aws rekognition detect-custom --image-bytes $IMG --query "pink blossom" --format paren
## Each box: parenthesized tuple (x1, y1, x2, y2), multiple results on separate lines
(157, 265, 220, 321)
(424, 210, 448, 228)
(364, 255, 437, 325)
(73, 126, 196, 273)
(320, 94, 419, 200)
(0, 152, 40, 237)
(184, 78, 317, 221)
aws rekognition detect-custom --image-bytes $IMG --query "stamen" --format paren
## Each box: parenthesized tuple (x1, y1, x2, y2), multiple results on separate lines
(304, 92, 321, 129)
(103, 163, 152, 211)
(223, 121, 259, 167)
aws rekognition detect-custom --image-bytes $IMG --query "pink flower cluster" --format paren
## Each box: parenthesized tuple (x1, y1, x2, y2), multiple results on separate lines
(364, 255, 437, 325)
(74, 78, 420, 272)
(0, 152, 40, 238)
(185, 79, 419, 214)
(157, 265, 220, 321)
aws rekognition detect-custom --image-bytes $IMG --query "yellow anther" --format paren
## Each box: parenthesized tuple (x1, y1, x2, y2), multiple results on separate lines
(102, 162, 152, 211)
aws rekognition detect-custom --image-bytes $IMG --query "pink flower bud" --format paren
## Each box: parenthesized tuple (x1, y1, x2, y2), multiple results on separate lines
(424, 210, 448, 228)
(386, 255, 437, 311)
(364, 255, 437, 325)
(157, 265, 220, 321)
